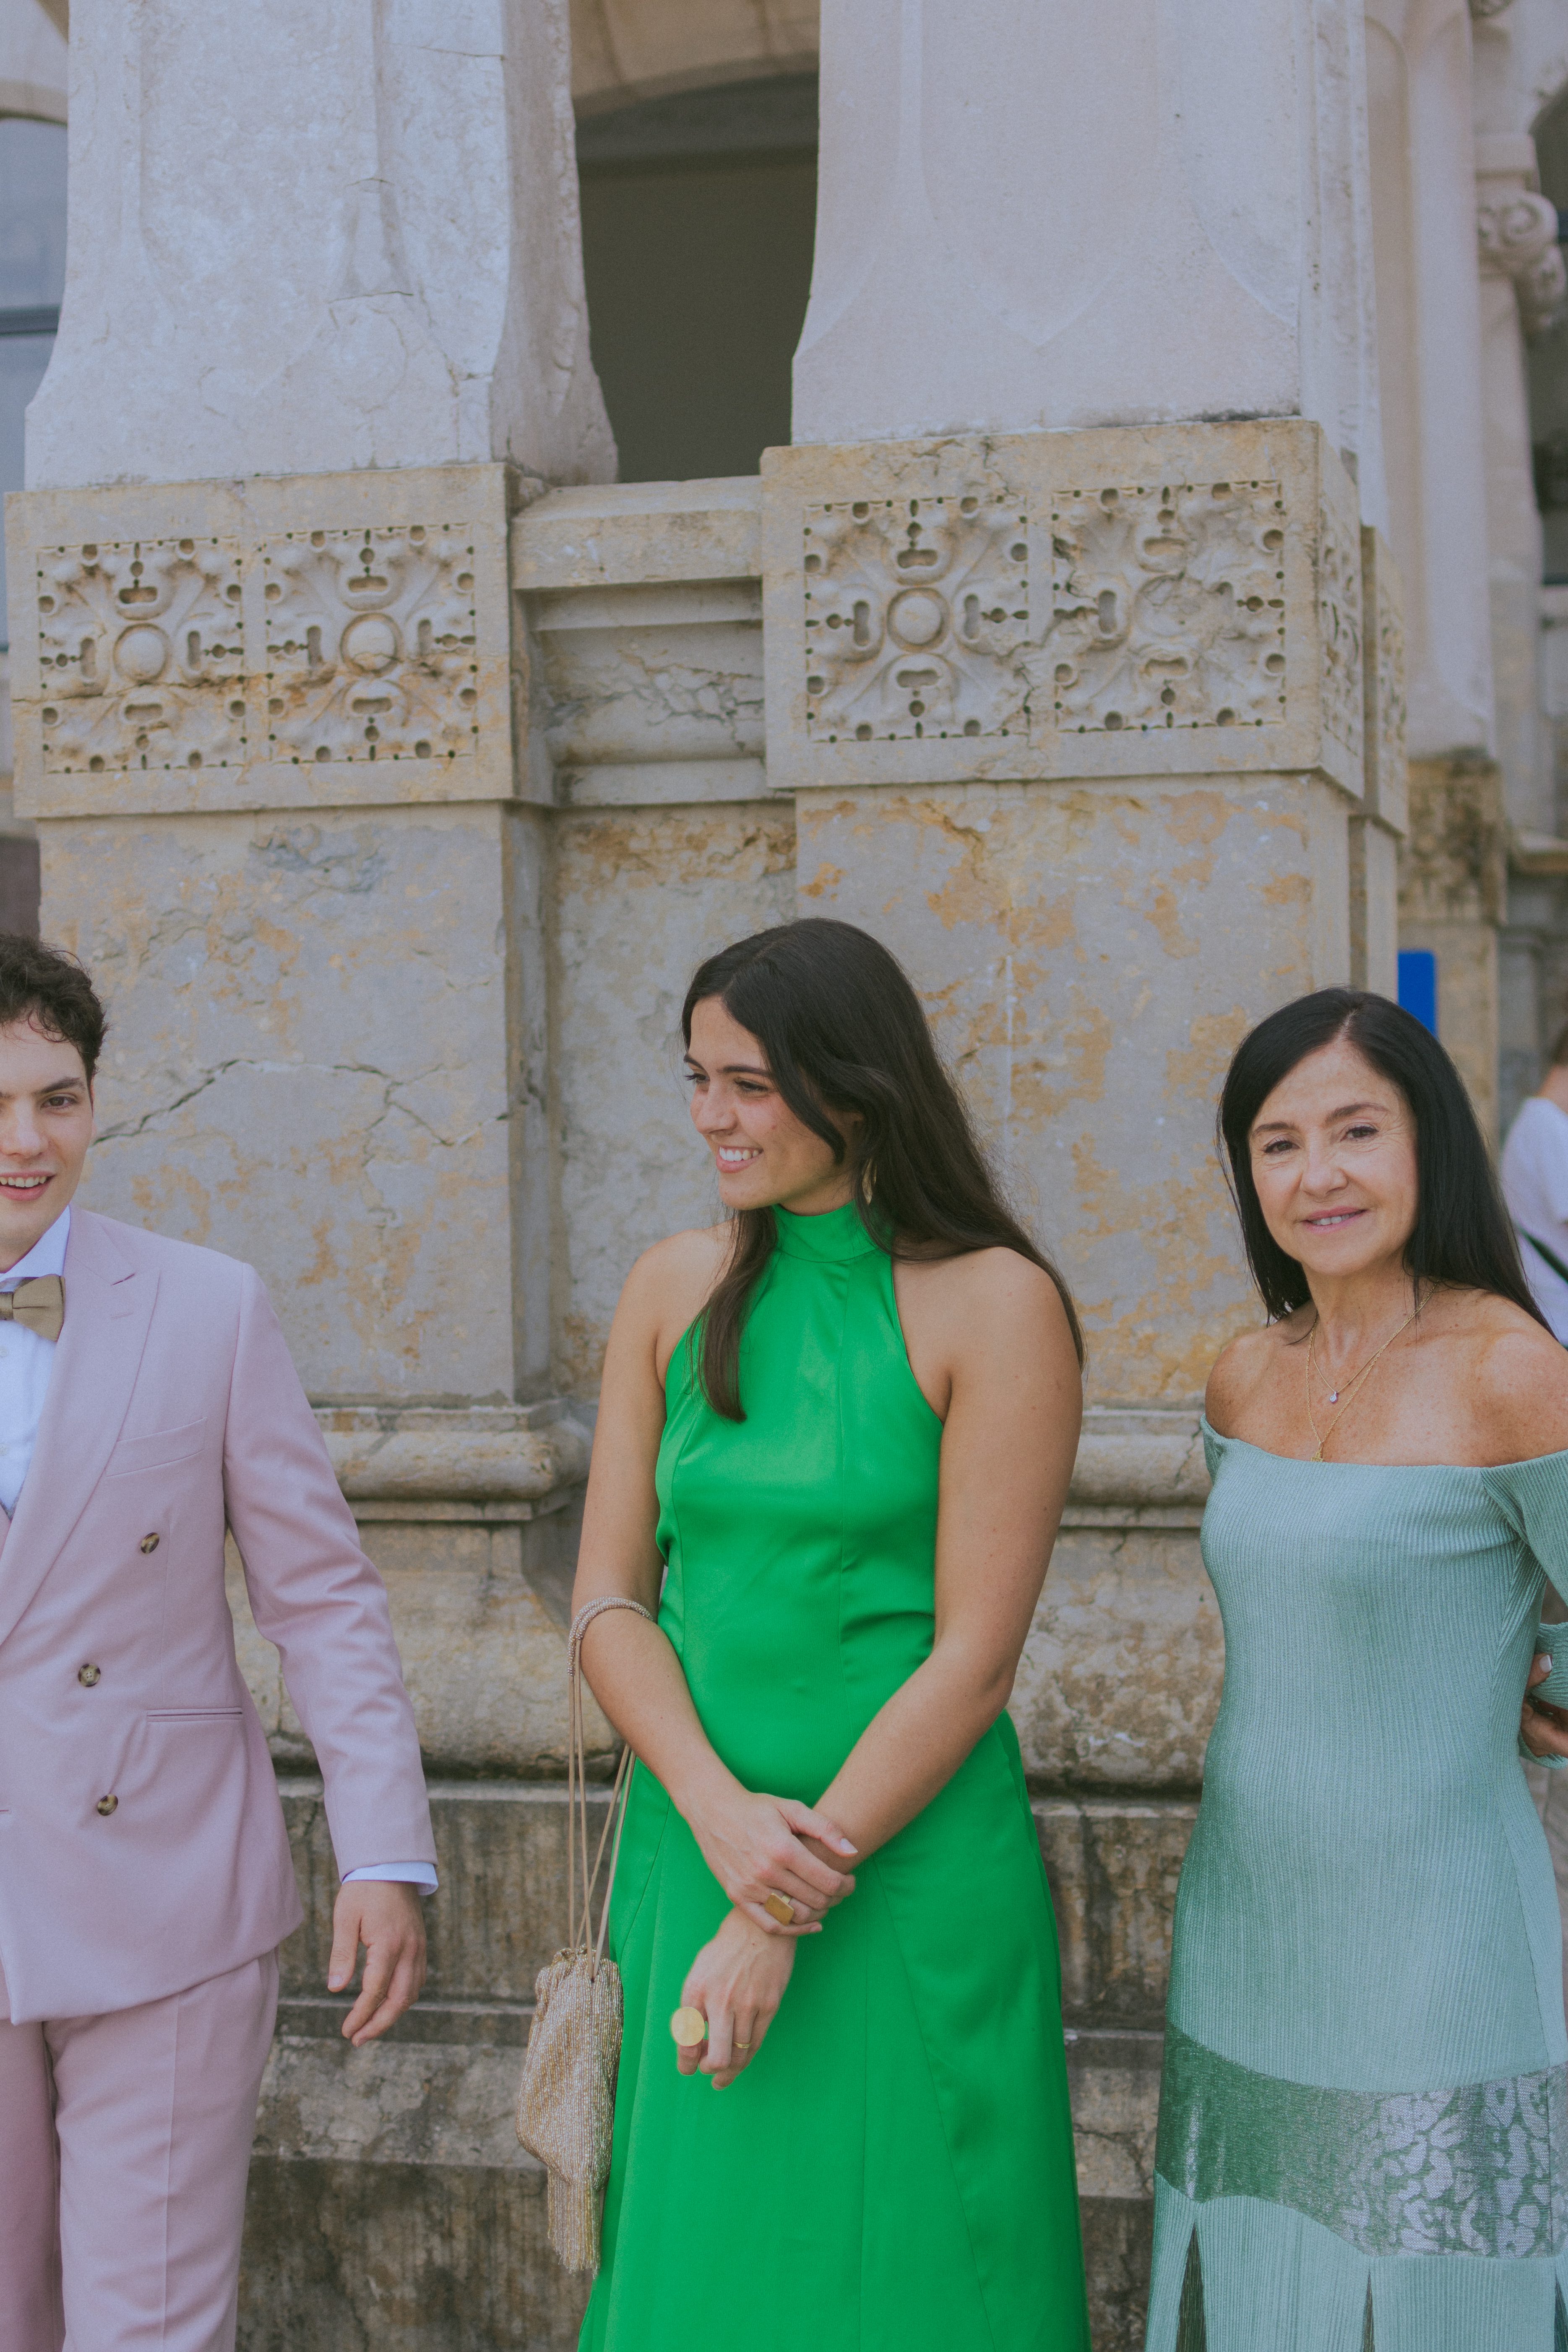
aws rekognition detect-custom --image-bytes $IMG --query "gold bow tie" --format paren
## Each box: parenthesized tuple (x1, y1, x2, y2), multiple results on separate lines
(0, 1275, 64, 1342)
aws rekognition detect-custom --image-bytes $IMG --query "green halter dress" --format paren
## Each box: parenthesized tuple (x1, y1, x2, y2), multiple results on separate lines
(579, 1201, 1090, 2352)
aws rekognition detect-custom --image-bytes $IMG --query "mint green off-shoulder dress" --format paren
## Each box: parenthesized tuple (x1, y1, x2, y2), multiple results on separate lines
(1146, 1422, 1568, 2352)
(580, 1201, 1090, 2352)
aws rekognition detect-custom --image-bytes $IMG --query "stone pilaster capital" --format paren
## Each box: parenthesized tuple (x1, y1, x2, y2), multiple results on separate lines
(1477, 187, 1566, 334)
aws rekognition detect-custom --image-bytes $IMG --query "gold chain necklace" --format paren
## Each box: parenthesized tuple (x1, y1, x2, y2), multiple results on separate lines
(1304, 1295, 1420, 1462)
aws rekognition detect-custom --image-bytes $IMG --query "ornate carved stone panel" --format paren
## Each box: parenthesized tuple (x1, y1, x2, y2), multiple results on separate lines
(35, 539, 247, 776)
(263, 526, 479, 767)
(802, 492, 1030, 743)
(1317, 497, 1363, 768)
(1042, 481, 1287, 736)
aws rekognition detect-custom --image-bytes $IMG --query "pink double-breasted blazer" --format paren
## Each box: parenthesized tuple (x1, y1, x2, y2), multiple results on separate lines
(0, 1208, 435, 2024)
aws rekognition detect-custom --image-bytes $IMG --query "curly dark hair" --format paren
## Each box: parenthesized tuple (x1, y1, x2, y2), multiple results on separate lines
(0, 934, 106, 1083)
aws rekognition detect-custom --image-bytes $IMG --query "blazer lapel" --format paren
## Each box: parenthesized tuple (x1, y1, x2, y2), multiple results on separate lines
(0, 1212, 156, 1651)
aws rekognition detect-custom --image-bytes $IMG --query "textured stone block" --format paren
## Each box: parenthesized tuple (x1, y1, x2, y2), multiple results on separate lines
(1360, 525, 1407, 834)
(277, 1778, 607, 2006)
(1015, 1526, 1221, 1791)
(239, 2154, 588, 2352)
(797, 772, 1351, 1404)
(1079, 2194, 1156, 2352)
(1038, 1797, 1198, 2029)
(551, 797, 795, 1397)
(49, 797, 547, 1400)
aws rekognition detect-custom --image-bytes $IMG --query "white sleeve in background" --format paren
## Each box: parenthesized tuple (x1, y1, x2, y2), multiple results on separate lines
(1501, 1099, 1568, 1343)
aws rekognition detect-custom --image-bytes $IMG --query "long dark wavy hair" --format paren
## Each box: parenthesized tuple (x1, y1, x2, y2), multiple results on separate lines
(681, 919, 1083, 1418)
(1217, 987, 1547, 1328)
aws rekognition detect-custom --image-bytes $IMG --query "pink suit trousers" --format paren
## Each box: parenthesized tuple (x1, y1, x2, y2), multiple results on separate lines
(0, 1951, 278, 2352)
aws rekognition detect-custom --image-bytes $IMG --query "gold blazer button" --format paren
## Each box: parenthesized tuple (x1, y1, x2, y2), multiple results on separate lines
(95, 1795, 117, 1816)
(77, 1664, 100, 1687)
(139, 1534, 159, 1554)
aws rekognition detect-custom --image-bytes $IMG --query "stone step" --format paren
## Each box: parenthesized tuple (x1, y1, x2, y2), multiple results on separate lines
(278, 1776, 1199, 2019)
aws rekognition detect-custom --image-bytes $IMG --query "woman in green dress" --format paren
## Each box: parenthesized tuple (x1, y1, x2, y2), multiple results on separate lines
(1149, 987, 1568, 2352)
(572, 917, 1092, 2352)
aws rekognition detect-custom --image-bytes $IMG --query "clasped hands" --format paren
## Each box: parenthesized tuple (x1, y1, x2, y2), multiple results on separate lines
(677, 1784, 857, 2089)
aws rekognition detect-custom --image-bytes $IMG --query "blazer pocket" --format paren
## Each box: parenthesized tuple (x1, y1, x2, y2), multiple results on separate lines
(145, 1708, 242, 1722)
(104, 1419, 208, 1479)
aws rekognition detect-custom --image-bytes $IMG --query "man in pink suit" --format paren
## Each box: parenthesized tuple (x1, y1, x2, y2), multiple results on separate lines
(0, 936, 437, 2351)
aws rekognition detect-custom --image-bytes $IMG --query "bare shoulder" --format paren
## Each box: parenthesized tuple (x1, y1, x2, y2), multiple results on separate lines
(896, 1246, 1080, 1414)
(1456, 1290, 1568, 1461)
(1205, 1315, 1298, 1434)
(619, 1222, 731, 1328)
(906, 1243, 1073, 1338)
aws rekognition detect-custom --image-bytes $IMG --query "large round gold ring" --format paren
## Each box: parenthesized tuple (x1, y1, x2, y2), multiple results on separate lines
(763, 1891, 794, 1926)
(669, 2005, 708, 2047)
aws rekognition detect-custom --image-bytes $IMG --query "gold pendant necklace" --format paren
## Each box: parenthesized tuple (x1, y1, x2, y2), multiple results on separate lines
(1305, 1294, 1421, 1462)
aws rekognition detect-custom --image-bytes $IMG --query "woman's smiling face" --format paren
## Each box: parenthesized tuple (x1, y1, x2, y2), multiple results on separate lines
(1248, 1036, 1420, 1281)
(684, 995, 853, 1217)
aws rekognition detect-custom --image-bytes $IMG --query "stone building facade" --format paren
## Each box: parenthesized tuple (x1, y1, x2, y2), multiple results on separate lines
(0, 2, 1564, 2348)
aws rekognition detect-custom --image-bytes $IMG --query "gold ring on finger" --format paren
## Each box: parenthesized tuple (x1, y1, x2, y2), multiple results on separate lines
(763, 1891, 794, 1926)
(669, 2005, 708, 2047)
(735, 2036, 752, 2048)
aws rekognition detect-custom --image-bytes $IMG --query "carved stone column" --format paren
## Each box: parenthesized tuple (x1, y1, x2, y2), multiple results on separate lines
(1365, 0, 1495, 756)
(27, 0, 612, 487)
(797, 0, 1385, 513)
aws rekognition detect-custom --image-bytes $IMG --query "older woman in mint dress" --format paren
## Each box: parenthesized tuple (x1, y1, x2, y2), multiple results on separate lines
(571, 920, 1091, 2351)
(1148, 987, 1568, 2352)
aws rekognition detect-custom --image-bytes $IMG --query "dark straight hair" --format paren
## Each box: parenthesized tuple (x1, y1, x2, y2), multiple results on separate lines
(1217, 987, 1547, 1328)
(681, 918, 1083, 1418)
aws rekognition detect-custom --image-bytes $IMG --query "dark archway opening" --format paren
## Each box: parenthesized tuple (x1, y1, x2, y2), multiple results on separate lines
(576, 74, 818, 484)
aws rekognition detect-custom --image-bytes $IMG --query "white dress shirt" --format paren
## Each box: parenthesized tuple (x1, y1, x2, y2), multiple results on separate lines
(0, 1203, 70, 1518)
(0, 1207, 434, 1893)
(1501, 1096, 1568, 1345)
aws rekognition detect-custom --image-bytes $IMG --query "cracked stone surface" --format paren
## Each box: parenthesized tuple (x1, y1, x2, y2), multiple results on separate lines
(47, 803, 540, 1400)
(552, 797, 796, 1398)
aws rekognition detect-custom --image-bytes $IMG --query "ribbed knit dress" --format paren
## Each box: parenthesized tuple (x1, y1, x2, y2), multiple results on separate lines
(1145, 1423, 1568, 2352)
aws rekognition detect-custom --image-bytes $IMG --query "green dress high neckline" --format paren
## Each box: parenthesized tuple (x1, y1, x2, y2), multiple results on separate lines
(771, 1198, 883, 1260)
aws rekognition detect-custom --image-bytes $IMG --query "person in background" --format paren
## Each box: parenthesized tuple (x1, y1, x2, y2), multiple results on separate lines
(1501, 1017, 1568, 1341)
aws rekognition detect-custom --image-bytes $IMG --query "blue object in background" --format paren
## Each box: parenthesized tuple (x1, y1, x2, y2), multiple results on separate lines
(1398, 950, 1438, 1035)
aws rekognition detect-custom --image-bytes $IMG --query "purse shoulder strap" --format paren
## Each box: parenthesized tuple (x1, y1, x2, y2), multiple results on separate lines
(566, 1596, 654, 1965)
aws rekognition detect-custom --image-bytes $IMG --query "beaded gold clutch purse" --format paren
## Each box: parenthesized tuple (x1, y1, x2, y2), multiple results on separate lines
(516, 1597, 650, 2275)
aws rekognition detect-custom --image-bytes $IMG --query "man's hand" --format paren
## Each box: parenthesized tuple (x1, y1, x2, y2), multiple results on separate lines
(328, 1881, 427, 2047)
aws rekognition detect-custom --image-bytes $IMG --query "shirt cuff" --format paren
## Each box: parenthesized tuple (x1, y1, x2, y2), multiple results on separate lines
(342, 1862, 439, 1892)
